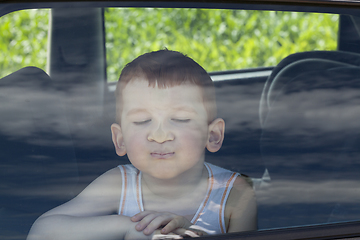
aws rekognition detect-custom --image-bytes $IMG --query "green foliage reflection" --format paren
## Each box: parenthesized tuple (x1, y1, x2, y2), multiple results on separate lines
(0, 9, 49, 78)
(105, 8, 338, 82)
(0, 8, 338, 82)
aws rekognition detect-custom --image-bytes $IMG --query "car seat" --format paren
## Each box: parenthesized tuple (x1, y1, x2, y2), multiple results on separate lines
(258, 51, 360, 229)
(259, 50, 360, 128)
(0, 67, 78, 239)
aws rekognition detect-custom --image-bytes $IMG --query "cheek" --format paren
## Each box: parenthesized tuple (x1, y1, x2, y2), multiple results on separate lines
(178, 127, 208, 151)
(123, 129, 146, 153)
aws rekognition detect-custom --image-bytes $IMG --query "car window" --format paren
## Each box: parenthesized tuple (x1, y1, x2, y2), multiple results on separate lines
(0, 8, 339, 82)
(1, 2, 360, 240)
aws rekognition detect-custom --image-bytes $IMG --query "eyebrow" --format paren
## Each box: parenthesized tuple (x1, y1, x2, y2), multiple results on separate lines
(126, 108, 149, 116)
(172, 106, 197, 114)
(126, 106, 197, 116)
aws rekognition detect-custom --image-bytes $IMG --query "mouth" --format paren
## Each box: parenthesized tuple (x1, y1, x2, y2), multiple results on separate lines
(150, 152, 175, 159)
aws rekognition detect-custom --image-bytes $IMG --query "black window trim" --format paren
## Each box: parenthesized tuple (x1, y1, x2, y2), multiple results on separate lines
(1, 0, 360, 18)
(205, 221, 360, 240)
(1, 1, 360, 240)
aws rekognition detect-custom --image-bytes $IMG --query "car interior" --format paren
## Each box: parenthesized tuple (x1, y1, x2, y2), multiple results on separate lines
(1, 1, 360, 240)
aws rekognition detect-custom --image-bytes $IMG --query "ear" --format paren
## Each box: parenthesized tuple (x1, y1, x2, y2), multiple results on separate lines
(111, 123, 127, 156)
(206, 118, 225, 153)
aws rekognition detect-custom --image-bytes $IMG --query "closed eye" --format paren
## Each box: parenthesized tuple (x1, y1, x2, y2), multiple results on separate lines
(133, 119, 151, 125)
(172, 119, 190, 123)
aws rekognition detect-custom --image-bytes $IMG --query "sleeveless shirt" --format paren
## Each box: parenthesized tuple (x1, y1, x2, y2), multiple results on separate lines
(117, 162, 239, 234)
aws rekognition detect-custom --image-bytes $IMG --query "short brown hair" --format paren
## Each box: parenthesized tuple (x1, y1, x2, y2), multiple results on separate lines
(115, 50, 217, 123)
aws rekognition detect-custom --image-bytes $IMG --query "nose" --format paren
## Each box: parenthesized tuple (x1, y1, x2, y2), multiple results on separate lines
(147, 121, 174, 143)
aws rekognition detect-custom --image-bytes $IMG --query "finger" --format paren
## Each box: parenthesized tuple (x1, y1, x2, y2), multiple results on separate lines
(131, 210, 155, 222)
(137, 212, 166, 232)
(143, 214, 176, 235)
(160, 217, 186, 234)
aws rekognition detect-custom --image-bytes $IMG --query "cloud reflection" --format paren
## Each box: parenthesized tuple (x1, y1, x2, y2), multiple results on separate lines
(212, 81, 265, 178)
(258, 68, 360, 228)
(265, 88, 360, 135)
(257, 179, 360, 205)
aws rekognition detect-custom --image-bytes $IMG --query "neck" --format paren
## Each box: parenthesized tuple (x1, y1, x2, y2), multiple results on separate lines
(142, 163, 207, 199)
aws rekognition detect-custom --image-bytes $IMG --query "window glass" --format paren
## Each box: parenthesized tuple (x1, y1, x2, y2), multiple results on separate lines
(0, 9, 49, 79)
(1, 3, 360, 240)
(105, 8, 338, 82)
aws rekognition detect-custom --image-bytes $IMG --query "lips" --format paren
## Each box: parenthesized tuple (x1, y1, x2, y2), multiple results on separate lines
(150, 152, 175, 159)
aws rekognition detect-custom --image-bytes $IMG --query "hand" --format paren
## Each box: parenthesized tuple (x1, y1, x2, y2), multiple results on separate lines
(124, 221, 153, 240)
(131, 211, 192, 236)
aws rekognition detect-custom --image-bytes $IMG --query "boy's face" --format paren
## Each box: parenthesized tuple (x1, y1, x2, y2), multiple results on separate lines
(111, 78, 224, 180)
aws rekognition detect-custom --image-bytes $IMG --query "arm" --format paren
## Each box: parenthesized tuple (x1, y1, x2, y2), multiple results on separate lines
(225, 176, 257, 233)
(28, 214, 139, 240)
(131, 211, 204, 238)
(131, 211, 192, 235)
(27, 168, 149, 240)
(128, 176, 257, 237)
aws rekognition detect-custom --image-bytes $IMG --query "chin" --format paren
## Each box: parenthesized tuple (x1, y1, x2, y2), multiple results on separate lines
(149, 169, 181, 180)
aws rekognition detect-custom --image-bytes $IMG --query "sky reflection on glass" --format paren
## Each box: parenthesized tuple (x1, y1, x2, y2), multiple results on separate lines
(259, 67, 360, 229)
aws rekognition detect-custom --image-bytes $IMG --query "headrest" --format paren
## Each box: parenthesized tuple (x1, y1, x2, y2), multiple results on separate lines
(260, 51, 360, 128)
(261, 66, 360, 180)
(0, 67, 78, 212)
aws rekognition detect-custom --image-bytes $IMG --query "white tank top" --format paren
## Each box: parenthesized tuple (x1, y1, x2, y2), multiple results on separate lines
(118, 162, 239, 234)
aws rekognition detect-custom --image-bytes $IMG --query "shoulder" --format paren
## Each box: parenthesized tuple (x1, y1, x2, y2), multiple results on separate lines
(94, 164, 137, 185)
(229, 175, 255, 200)
(205, 163, 241, 186)
(225, 175, 257, 232)
(205, 163, 257, 231)
(205, 163, 255, 204)
(41, 166, 124, 217)
(88, 166, 123, 187)
(76, 166, 123, 204)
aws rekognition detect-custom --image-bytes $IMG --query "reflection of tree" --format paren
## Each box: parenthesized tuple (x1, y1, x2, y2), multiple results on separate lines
(104, 9, 338, 82)
(0, 9, 49, 78)
(0, 8, 338, 81)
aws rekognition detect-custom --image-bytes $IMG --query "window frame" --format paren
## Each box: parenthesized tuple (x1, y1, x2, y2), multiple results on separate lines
(1, 1, 360, 240)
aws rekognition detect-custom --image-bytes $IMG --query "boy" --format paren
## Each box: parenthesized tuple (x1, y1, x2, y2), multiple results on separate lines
(27, 50, 257, 240)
